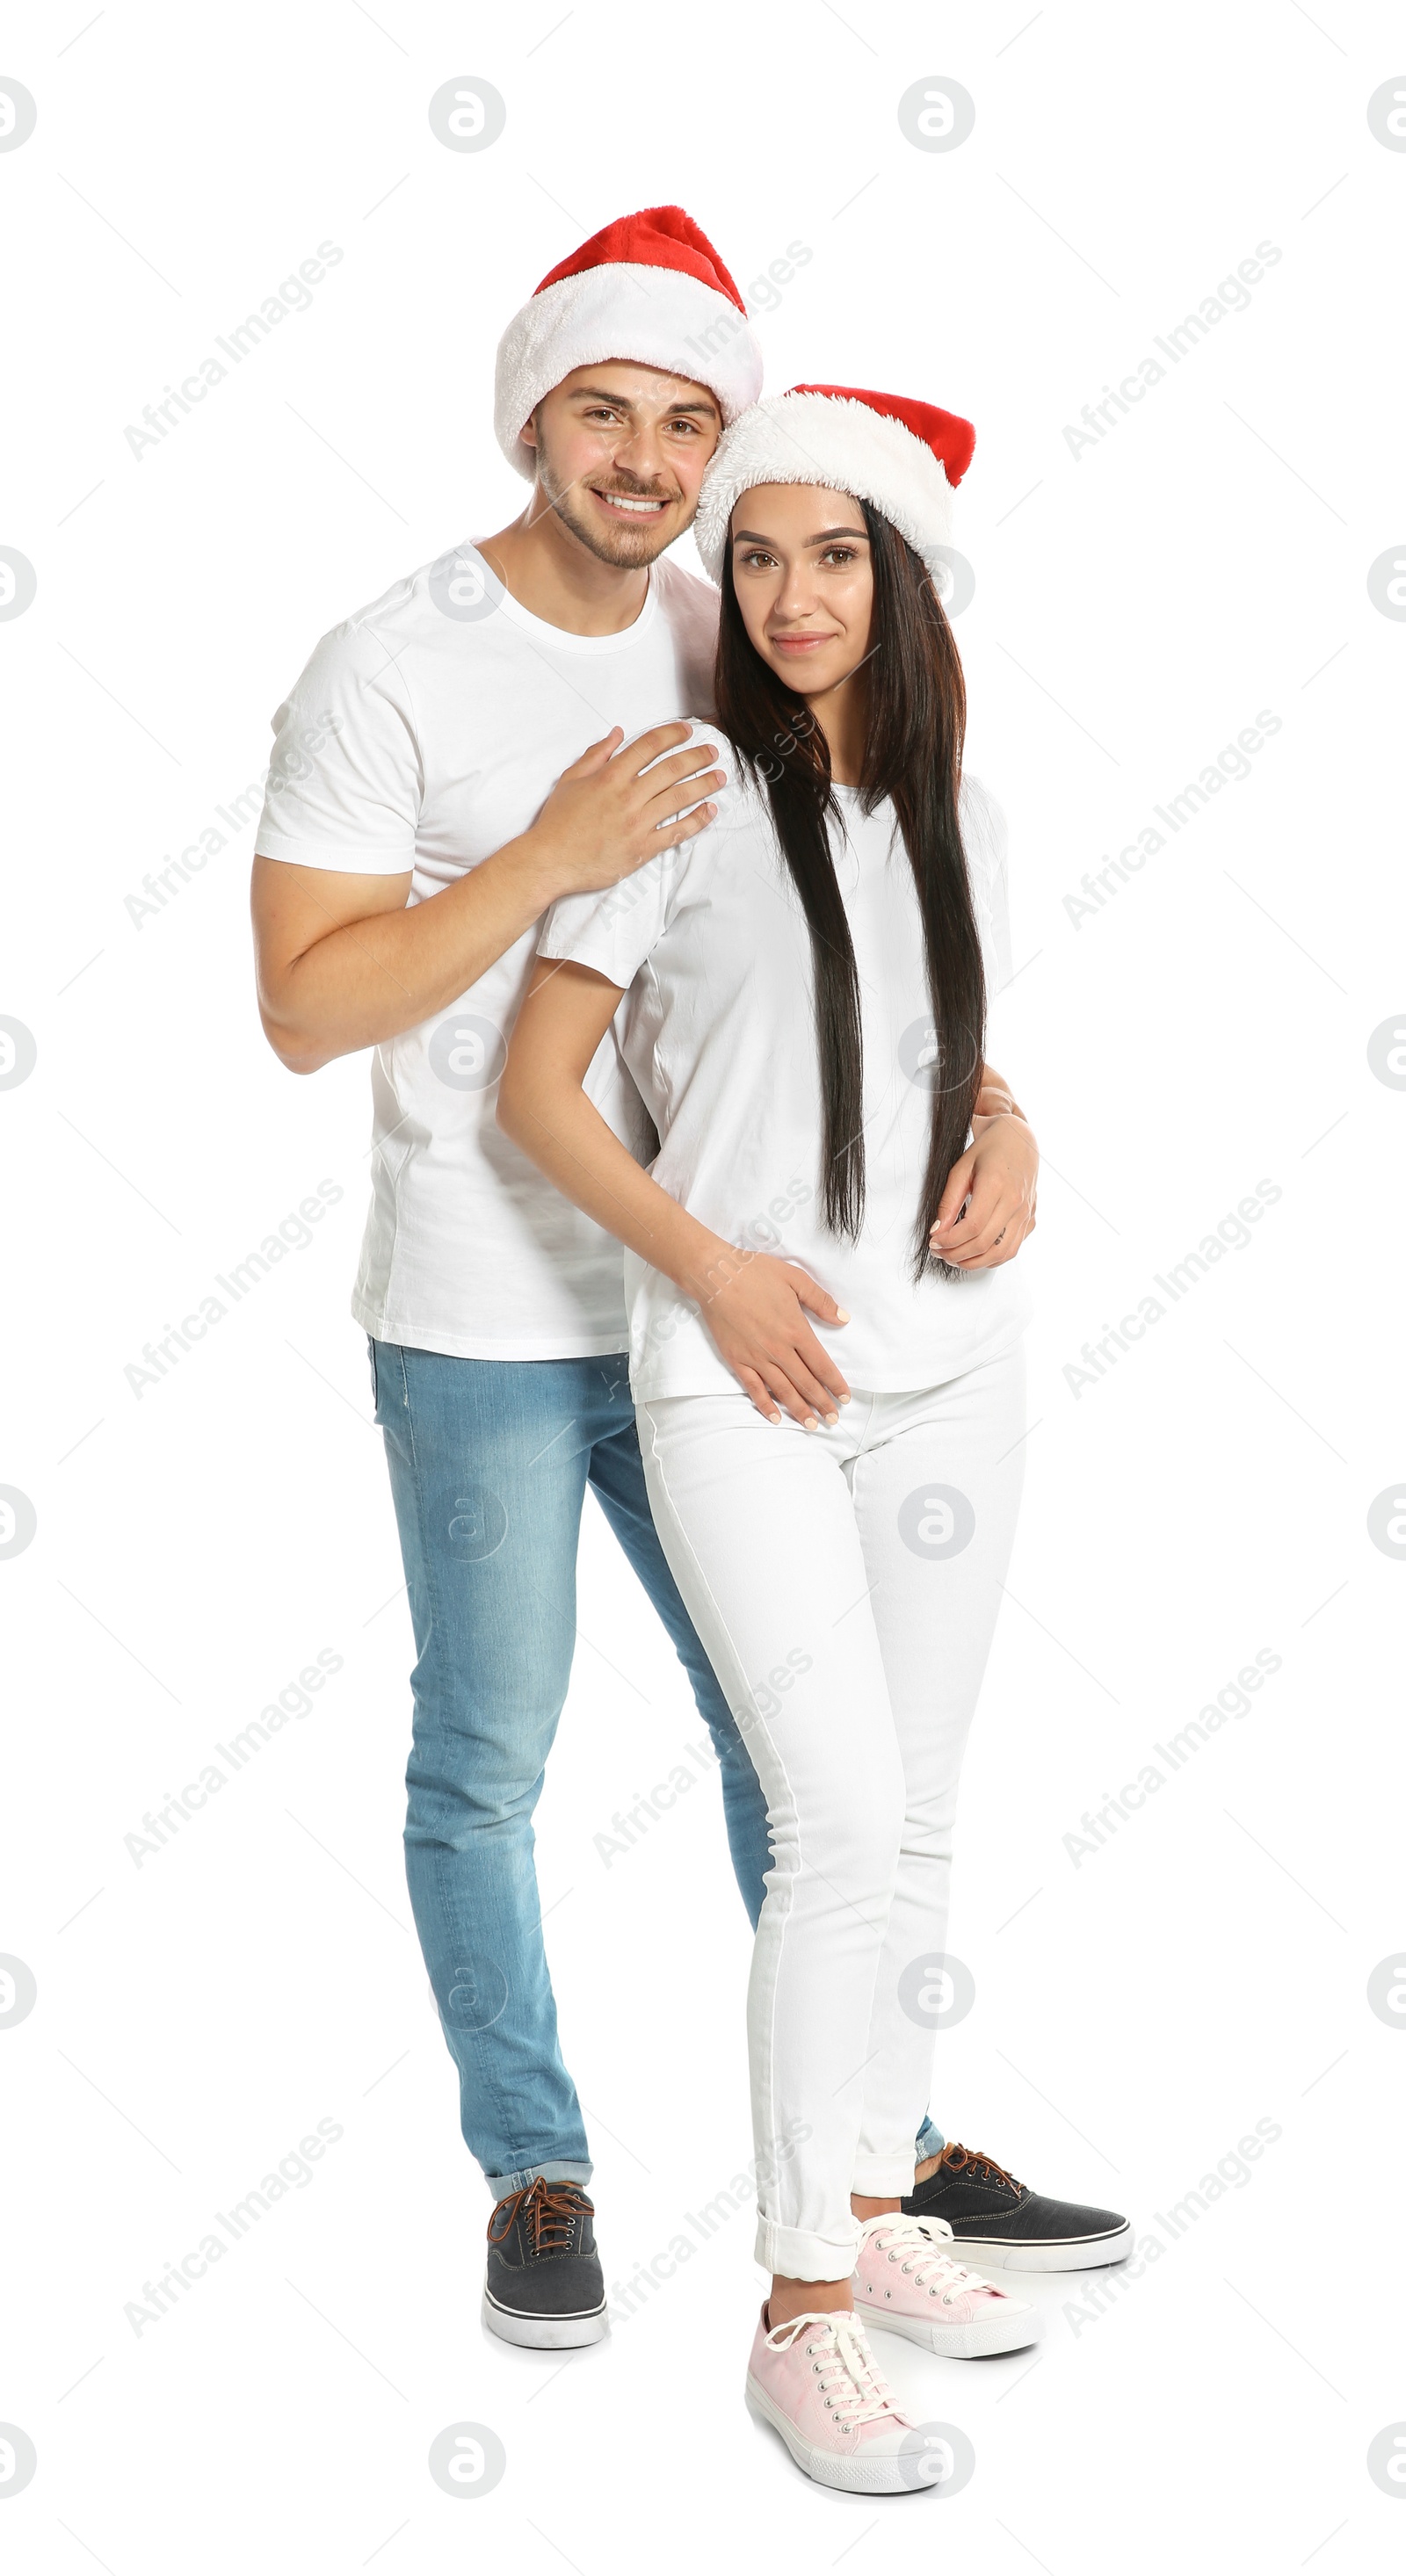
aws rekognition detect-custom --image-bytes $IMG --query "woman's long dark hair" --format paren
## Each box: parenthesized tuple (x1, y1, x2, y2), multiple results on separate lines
(714, 500, 985, 1279)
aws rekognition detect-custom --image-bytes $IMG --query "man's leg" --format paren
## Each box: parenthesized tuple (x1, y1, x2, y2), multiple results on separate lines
(586, 1407, 772, 1928)
(373, 1338, 599, 2191)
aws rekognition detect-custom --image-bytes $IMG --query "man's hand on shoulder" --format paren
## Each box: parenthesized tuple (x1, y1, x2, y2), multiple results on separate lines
(526, 723, 724, 901)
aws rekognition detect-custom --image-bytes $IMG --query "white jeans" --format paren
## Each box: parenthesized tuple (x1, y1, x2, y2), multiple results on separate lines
(638, 1347, 1026, 2281)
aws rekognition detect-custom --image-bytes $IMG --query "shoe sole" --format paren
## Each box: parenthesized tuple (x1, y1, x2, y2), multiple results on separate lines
(482, 2287, 610, 2350)
(854, 2297, 1044, 2357)
(745, 2377, 938, 2494)
(946, 2222, 1134, 2274)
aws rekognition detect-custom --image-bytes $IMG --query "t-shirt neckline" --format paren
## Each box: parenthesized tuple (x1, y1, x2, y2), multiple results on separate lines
(465, 538, 659, 655)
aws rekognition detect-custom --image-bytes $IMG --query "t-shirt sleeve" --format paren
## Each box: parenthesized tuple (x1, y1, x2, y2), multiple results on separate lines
(253, 619, 422, 873)
(960, 774, 1014, 995)
(536, 844, 679, 990)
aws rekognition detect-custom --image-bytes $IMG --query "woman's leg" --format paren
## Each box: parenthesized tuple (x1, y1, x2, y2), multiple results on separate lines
(636, 1389, 906, 2298)
(846, 1345, 1028, 2187)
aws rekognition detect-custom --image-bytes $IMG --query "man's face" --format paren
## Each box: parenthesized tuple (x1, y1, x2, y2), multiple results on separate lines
(522, 364, 722, 568)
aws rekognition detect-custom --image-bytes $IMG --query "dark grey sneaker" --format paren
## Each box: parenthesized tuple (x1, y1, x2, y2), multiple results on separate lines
(482, 2179, 609, 2349)
(902, 2143, 1132, 2273)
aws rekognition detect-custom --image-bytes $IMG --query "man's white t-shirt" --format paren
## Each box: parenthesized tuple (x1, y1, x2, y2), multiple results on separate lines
(253, 539, 719, 1358)
(539, 767, 1033, 1400)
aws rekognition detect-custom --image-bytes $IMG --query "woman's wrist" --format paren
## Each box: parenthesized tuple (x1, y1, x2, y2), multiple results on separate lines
(670, 1223, 750, 1312)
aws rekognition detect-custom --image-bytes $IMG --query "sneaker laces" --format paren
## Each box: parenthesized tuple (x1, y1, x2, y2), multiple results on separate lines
(861, 2211, 997, 2300)
(940, 2141, 1023, 2193)
(765, 2310, 903, 2428)
(487, 2177, 591, 2254)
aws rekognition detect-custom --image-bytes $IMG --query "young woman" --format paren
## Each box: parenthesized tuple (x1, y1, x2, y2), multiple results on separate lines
(498, 386, 1041, 2492)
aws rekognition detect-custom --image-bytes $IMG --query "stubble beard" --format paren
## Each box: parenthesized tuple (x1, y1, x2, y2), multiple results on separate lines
(533, 427, 685, 571)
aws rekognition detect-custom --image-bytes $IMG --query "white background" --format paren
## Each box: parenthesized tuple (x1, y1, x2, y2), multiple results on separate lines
(3, 1, 1404, 2565)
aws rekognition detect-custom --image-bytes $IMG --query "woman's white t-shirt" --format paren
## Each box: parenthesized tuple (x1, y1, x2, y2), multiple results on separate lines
(538, 763, 1034, 1400)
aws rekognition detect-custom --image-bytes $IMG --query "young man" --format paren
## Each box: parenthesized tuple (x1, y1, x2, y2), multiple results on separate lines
(250, 206, 1129, 2353)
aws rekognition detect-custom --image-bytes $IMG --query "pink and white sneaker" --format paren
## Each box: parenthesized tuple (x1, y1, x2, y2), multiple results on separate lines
(853, 2211, 1042, 2357)
(745, 2304, 948, 2493)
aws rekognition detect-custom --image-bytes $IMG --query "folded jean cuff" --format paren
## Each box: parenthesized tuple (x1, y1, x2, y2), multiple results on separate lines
(484, 2158, 593, 2201)
(754, 2217, 861, 2283)
(851, 2154, 919, 2196)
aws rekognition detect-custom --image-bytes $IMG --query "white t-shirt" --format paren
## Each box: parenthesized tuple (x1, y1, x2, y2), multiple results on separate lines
(254, 540, 719, 1357)
(538, 767, 1034, 1399)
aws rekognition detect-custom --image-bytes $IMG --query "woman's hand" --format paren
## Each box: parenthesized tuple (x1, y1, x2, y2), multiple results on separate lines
(929, 1112, 1039, 1270)
(683, 1244, 852, 1429)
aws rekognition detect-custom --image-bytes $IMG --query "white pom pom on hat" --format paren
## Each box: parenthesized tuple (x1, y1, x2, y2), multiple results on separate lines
(494, 205, 765, 477)
(693, 383, 975, 585)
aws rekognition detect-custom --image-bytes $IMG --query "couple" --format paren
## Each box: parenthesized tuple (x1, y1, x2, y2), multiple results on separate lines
(251, 205, 1128, 2494)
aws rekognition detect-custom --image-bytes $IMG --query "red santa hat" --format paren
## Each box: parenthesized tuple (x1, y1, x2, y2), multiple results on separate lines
(694, 383, 975, 585)
(494, 206, 765, 477)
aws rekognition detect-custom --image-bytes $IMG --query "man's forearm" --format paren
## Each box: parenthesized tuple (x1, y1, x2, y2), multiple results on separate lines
(256, 835, 562, 1074)
(976, 1061, 1026, 1123)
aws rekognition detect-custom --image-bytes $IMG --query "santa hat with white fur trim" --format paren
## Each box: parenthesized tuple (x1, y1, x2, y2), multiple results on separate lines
(495, 206, 765, 477)
(693, 383, 975, 586)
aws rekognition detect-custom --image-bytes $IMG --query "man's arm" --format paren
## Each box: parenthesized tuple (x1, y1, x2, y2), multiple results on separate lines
(932, 1060, 1039, 1269)
(254, 850, 546, 1075)
(251, 722, 724, 1075)
(975, 1063, 1025, 1124)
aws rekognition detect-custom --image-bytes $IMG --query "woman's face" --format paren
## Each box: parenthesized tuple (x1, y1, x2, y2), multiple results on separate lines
(728, 484, 874, 697)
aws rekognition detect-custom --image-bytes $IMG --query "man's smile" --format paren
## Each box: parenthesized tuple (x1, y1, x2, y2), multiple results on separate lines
(590, 487, 674, 520)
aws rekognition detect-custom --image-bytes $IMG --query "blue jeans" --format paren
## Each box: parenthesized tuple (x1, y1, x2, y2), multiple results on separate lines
(371, 1341, 940, 2196)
